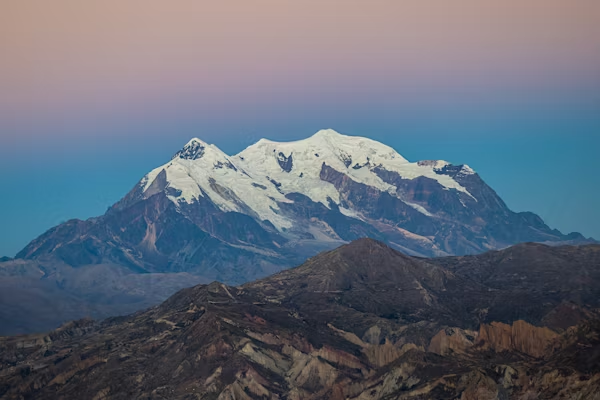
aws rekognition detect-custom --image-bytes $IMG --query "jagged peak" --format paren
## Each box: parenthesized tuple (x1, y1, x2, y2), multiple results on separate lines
(173, 138, 207, 161)
(173, 138, 226, 161)
(185, 137, 209, 147)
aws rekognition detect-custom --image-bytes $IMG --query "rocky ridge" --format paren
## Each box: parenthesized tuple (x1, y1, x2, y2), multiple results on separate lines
(1, 239, 599, 399)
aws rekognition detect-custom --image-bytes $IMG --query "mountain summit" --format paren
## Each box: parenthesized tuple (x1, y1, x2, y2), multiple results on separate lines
(18, 128, 590, 271)
(3, 129, 592, 334)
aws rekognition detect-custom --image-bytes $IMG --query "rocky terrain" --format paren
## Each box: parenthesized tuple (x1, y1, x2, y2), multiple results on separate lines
(1, 239, 599, 399)
(0, 130, 594, 335)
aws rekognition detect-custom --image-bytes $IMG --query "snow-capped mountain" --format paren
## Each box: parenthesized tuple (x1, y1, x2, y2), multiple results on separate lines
(140, 129, 473, 227)
(17, 129, 590, 284)
(4, 128, 594, 334)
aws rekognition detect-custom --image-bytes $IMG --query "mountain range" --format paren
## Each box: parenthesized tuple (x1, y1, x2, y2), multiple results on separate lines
(1, 239, 599, 399)
(0, 129, 594, 335)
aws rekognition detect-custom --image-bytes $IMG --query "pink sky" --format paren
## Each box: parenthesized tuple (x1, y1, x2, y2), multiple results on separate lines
(0, 1, 599, 255)
(1, 0, 599, 139)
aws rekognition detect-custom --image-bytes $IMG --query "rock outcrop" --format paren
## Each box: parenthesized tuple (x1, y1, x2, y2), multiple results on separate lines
(477, 320, 559, 358)
(428, 327, 478, 356)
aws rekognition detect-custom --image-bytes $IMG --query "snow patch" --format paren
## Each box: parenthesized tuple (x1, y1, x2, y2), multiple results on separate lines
(459, 164, 475, 175)
(403, 201, 433, 217)
(339, 207, 365, 221)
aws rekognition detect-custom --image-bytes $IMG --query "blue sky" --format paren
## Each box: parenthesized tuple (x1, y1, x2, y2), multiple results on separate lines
(0, 100, 598, 257)
(1, 0, 599, 257)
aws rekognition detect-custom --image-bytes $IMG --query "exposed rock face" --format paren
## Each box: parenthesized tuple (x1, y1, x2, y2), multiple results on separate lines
(428, 327, 477, 356)
(328, 323, 421, 367)
(173, 138, 206, 160)
(276, 151, 293, 172)
(477, 320, 559, 358)
(0, 239, 599, 399)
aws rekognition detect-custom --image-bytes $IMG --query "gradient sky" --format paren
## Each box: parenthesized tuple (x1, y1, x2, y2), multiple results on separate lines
(0, 1, 599, 256)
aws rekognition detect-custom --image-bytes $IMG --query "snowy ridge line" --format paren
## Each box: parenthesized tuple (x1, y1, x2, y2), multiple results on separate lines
(140, 129, 477, 231)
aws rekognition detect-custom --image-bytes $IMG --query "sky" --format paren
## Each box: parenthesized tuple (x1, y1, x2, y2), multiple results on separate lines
(0, 0, 599, 256)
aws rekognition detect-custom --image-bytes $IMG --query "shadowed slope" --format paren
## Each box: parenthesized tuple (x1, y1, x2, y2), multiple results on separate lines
(1, 240, 599, 399)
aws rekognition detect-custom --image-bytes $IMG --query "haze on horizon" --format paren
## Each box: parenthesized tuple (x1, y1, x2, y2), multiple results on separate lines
(0, 0, 599, 256)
